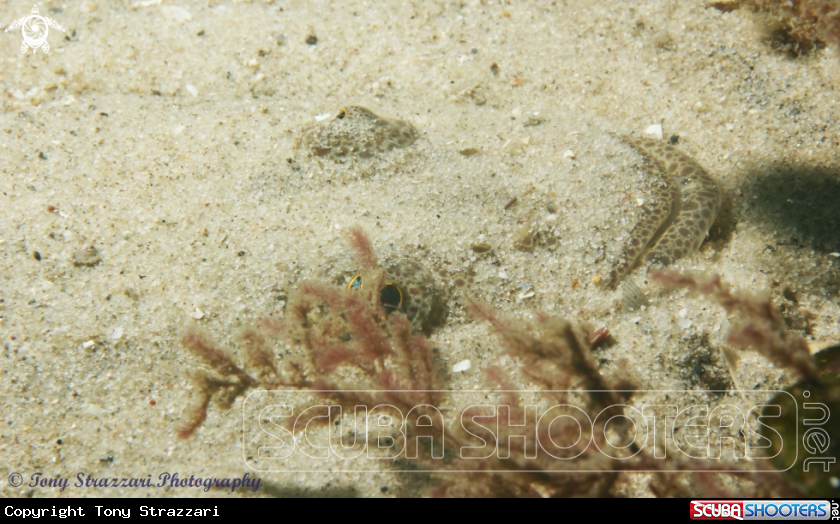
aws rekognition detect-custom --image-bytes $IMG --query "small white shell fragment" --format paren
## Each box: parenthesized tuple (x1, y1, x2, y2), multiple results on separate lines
(678, 308, 688, 318)
(82, 340, 95, 349)
(192, 308, 205, 320)
(563, 150, 576, 159)
(677, 318, 693, 330)
(644, 124, 663, 140)
(452, 359, 472, 373)
(636, 198, 645, 207)
(131, 0, 161, 9)
(498, 269, 509, 279)
(314, 113, 332, 122)
(110, 327, 123, 341)
(516, 291, 535, 302)
(185, 84, 198, 97)
(621, 279, 650, 312)
(830, 253, 840, 258)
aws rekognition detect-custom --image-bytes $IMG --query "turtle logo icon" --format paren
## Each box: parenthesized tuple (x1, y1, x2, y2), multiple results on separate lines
(5, 5, 66, 54)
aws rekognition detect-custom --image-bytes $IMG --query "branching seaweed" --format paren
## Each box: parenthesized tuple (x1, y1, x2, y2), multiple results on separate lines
(434, 298, 794, 497)
(712, 0, 840, 56)
(178, 231, 807, 497)
(178, 229, 440, 438)
(651, 270, 817, 381)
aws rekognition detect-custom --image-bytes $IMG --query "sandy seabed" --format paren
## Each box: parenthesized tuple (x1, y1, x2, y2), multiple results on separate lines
(1, 0, 839, 497)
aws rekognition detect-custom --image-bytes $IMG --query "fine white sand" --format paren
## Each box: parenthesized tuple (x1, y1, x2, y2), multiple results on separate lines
(2, 0, 839, 497)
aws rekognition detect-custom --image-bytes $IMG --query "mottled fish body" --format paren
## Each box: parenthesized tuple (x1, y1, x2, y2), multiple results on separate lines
(610, 135, 722, 287)
(608, 160, 680, 287)
(299, 106, 418, 161)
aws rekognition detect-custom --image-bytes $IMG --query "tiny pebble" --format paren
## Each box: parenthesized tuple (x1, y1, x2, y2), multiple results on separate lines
(185, 84, 198, 97)
(643, 124, 663, 140)
(563, 150, 576, 159)
(678, 308, 688, 318)
(677, 318, 693, 329)
(82, 340, 95, 349)
(193, 308, 205, 320)
(452, 359, 471, 373)
(591, 275, 602, 284)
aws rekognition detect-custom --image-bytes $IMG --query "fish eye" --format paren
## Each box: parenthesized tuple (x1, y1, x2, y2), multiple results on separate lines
(379, 282, 403, 312)
(337, 109, 347, 120)
(346, 275, 362, 293)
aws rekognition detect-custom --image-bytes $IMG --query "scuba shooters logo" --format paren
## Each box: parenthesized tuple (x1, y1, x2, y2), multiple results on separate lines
(690, 500, 832, 520)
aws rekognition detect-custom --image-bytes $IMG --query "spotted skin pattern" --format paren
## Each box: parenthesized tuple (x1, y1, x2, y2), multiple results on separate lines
(300, 106, 418, 161)
(348, 259, 444, 332)
(383, 259, 440, 331)
(610, 135, 722, 286)
(608, 161, 680, 287)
